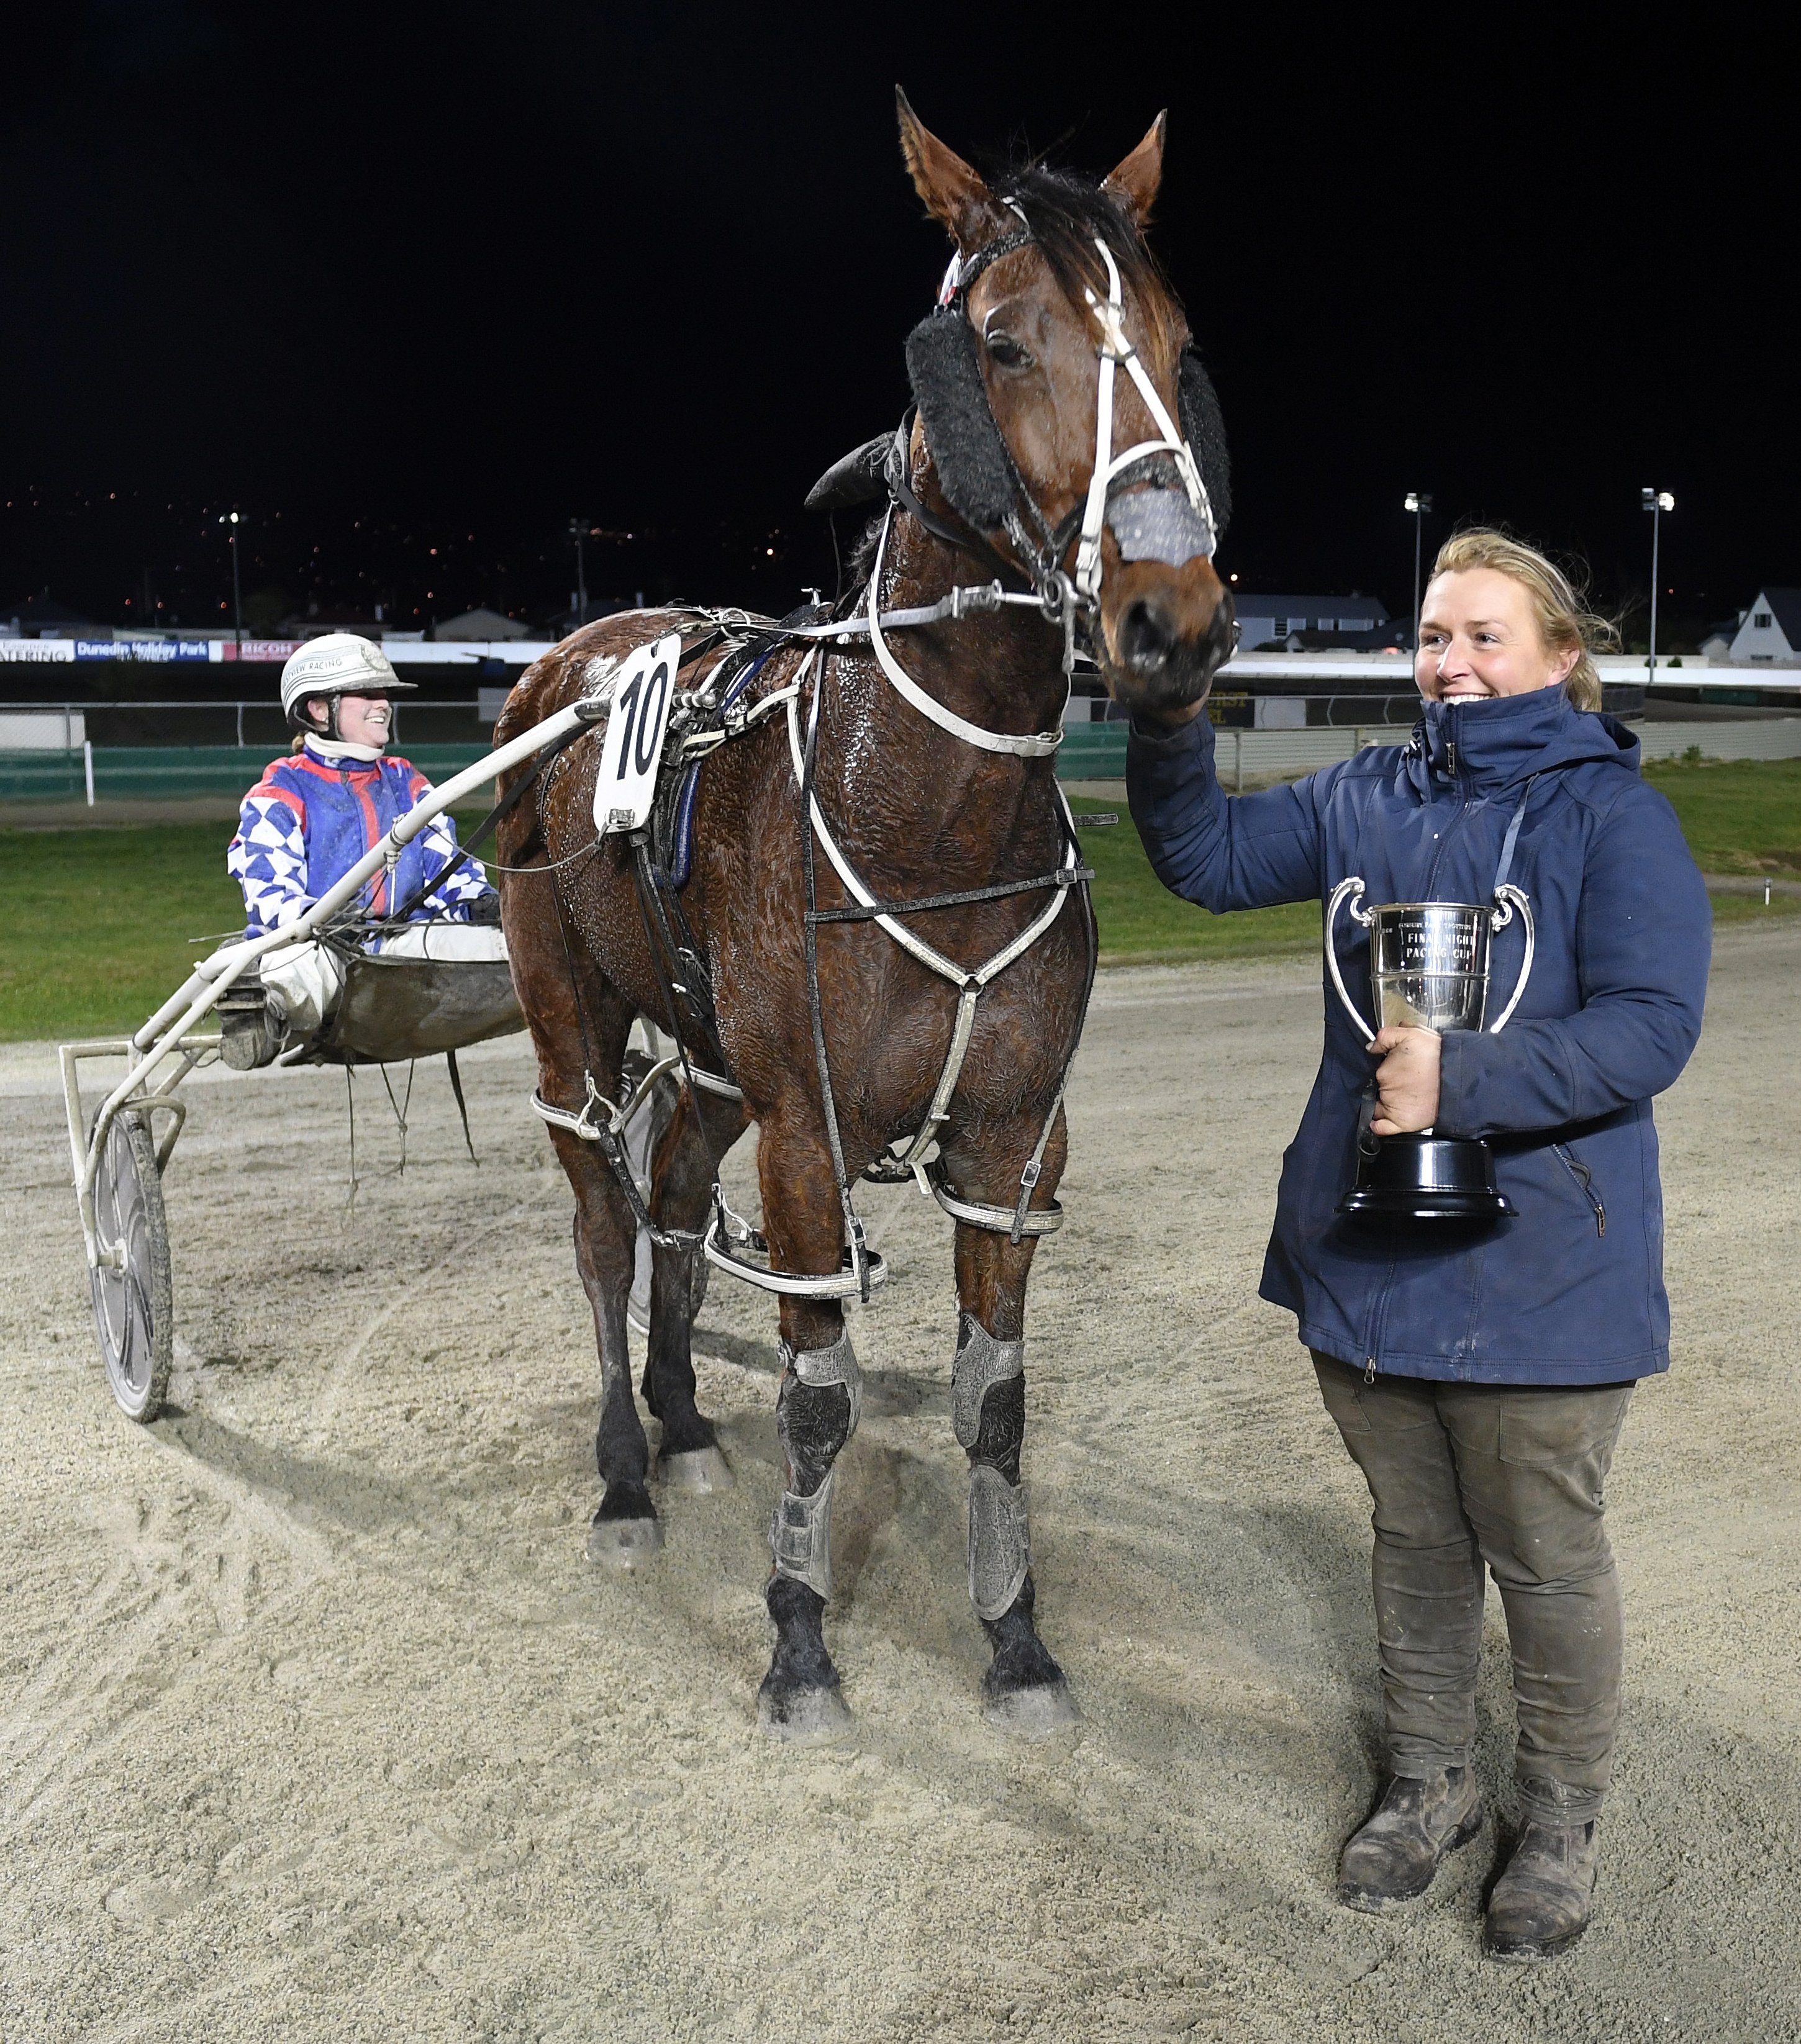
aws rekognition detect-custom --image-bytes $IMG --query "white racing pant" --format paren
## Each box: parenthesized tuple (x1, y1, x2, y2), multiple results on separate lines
(260, 923, 510, 1038)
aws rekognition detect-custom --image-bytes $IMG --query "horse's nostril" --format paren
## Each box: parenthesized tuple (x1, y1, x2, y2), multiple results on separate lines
(1118, 597, 1179, 675)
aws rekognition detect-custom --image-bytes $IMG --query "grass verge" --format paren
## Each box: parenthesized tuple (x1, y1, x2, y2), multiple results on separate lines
(2, 759, 1795, 1041)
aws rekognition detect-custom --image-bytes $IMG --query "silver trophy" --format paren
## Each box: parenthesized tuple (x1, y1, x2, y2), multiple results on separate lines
(1324, 880, 1535, 1219)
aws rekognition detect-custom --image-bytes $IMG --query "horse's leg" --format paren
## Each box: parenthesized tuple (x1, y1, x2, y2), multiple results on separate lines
(753, 1111, 861, 1745)
(641, 1082, 748, 1493)
(945, 1113, 1078, 1737)
(505, 901, 658, 1568)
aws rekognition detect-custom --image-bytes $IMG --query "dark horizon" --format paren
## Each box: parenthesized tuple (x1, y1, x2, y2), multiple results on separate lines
(3, 6, 1790, 649)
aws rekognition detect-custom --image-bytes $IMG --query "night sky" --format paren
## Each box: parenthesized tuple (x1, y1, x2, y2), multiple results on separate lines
(2, 4, 1791, 645)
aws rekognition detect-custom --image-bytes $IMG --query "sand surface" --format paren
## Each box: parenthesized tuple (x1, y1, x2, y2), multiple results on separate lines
(1, 928, 1797, 2042)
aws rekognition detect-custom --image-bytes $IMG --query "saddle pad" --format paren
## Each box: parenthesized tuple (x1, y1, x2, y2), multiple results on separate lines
(654, 645, 779, 890)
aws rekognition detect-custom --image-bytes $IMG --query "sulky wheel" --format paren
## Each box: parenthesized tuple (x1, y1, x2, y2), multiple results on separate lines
(89, 1109, 174, 1423)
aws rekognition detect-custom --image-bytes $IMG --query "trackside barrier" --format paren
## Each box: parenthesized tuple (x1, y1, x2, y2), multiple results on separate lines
(5, 720, 1800, 808)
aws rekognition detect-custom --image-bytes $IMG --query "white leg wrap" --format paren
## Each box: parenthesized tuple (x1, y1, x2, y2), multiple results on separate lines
(968, 1463, 1031, 1622)
(769, 1331, 861, 1600)
(950, 1316, 1023, 1451)
(787, 1328, 863, 1432)
(771, 1467, 838, 1599)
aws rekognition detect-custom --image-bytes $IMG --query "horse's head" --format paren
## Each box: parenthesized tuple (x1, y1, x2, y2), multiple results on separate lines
(896, 93, 1235, 721)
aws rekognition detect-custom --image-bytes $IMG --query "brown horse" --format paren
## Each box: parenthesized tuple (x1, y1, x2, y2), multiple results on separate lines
(493, 94, 1233, 1741)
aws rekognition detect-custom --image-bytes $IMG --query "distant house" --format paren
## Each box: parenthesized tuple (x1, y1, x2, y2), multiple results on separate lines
(1723, 589, 1801, 666)
(1230, 593, 1390, 652)
(435, 607, 531, 641)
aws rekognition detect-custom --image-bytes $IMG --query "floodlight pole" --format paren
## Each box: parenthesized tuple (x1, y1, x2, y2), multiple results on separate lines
(220, 510, 245, 648)
(1404, 492, 1433, 649)
(1641, 487, 1674, 685)
(569, 518, 589, 626)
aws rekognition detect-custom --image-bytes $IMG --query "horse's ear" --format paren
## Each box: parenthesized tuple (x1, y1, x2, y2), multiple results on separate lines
(896, 87, 1007, 251)
(1102, 112, 1167, 225)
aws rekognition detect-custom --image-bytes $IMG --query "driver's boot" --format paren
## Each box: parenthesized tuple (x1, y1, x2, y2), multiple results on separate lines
(217, 970, 286, 1070)
(1336, 1765, 1484, 1911)
(1484, 1796, 1600, 1963)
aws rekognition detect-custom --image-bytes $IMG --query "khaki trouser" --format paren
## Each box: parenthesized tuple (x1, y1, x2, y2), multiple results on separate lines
(1312, 1354, 1634, 1825)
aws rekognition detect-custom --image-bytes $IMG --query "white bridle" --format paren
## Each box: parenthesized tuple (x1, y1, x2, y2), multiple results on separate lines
(1072, 238, 1215, 606)
(874, 228, 1217, 757)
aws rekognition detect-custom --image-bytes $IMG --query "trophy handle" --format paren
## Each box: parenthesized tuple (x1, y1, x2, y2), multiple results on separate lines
(1488, 884, 1535, 1033)
(1324, 876, 1377, 1043)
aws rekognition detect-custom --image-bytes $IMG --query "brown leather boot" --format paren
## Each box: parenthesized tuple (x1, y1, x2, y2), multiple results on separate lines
(1336, 1766, 1484, 1912)
(1484, 1813, 1599, 1961)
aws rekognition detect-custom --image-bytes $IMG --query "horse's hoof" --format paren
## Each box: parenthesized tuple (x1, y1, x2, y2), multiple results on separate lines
(657, 1446, 734, 1494)
(586, 1515, 664, 1570)
(758, 1682, 855, 1746)
(984, 1679, 1079, 1740)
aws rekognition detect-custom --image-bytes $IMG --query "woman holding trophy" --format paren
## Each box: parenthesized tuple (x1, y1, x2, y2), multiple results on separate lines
(1127, 531, 1710, 1961)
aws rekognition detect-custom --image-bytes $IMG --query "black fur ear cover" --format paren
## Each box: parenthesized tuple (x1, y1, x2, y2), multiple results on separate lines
(1178, 352, 1232, 541)
(904, 313, 1017, 531)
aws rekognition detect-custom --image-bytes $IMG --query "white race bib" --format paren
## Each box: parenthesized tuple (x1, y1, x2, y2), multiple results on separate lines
(592, 633, 681, 835)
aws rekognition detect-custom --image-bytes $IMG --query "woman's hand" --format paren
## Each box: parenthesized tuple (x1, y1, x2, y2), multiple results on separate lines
(1368, 1026, 1441, 1134)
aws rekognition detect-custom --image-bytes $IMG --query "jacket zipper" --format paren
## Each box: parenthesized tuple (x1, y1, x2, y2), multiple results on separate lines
(1553, 1142, 1606, 1237)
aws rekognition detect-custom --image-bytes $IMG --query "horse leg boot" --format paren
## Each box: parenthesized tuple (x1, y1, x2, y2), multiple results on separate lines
(641, 1085, 745, 1495)
(758, 1328, 861, 1743)
(953, 1313, 1076, 1734)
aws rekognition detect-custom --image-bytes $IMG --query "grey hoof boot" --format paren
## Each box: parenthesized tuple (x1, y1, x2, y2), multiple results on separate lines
(1484, 1817, 1599, 1962)
(1336, 1766, 1484, 1912)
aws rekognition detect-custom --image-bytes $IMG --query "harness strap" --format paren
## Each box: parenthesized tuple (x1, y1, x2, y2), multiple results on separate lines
(924, 1159, 1064, 1236)
(797, 648, 874, 1301)
(807, 864, 1092, 924)
(866, 513, 1064, 757)
(786, 678, 1080, 990)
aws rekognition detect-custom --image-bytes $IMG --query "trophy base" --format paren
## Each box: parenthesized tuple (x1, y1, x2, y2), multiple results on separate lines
(1338, 1134, 1516, 1223)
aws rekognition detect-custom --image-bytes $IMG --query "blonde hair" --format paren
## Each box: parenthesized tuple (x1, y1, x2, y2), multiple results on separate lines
(1428, 529, 1617, 713)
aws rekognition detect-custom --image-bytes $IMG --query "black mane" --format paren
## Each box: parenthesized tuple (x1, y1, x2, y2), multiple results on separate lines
(989, 161, 1176, 323)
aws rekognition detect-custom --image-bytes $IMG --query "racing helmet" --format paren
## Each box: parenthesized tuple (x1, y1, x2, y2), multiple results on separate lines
(279, 633, 415, 736)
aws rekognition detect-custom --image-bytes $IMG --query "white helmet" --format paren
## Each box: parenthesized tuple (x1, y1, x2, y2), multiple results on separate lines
(279, 633, 415, 730)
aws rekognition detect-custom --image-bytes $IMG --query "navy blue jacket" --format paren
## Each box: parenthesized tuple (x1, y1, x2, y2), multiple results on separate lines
(1127, 688, 1711, 1385)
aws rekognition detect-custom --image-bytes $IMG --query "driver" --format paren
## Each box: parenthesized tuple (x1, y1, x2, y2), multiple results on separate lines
(222, 633, 497, 1062)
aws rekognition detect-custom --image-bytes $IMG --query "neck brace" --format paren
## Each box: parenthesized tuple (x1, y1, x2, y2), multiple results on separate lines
(304, 734, 385, 765)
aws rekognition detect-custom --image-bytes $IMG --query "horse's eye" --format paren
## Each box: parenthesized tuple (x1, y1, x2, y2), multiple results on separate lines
(984, 330, 1032, 370)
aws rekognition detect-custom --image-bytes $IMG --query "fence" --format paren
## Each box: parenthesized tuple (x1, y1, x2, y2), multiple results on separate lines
(4, 701, 1799, 807)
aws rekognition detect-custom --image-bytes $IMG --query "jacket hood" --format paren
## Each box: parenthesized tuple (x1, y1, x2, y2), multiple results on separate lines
(1409, 687, 1639, 795)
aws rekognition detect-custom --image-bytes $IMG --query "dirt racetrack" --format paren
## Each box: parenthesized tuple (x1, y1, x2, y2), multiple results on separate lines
(2, 924, 1798, 2043)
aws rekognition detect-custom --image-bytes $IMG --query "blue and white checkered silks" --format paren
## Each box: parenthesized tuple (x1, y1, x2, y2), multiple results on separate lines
(227, 741, 496, 937)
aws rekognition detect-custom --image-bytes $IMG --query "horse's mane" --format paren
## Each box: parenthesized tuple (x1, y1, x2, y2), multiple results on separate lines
(989, 161, 1181, 330)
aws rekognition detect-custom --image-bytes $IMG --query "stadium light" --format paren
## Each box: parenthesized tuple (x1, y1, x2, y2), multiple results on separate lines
(1404, 492, 1433, 650)
(1641, 488, 1675, 685)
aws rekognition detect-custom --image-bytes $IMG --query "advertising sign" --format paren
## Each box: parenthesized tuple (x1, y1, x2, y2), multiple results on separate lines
(0, 638, 76, 662)
(74, 638, 212, 662)
(219, 640, 302, 662)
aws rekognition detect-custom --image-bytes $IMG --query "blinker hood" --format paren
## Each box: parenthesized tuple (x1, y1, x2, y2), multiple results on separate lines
(901, 306, 1233, 546)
